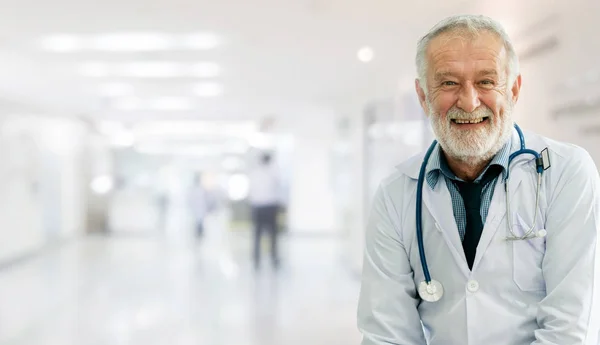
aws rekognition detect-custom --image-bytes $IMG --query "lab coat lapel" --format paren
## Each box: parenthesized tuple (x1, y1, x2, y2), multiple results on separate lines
(422, 180, 470, 275)
(472, 164, 526, 271)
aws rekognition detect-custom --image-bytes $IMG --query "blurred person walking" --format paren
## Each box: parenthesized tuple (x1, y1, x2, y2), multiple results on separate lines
(188, 173, 209, 238)
(249, 152, 282, 269)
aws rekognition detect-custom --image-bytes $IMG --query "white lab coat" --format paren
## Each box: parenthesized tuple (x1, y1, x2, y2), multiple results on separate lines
(188, 185, 209, 222)
(357, 128, 600, 345)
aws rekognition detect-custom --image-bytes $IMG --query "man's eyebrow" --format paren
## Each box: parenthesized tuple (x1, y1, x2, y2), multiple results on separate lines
(433, 69, 499, 80)
(476, 69, 498, 77)
(433, 71, 458, 80)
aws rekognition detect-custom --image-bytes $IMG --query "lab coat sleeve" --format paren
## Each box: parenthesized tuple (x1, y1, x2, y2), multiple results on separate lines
(357, 183, 426, 345)
(533, 148, 600, 345)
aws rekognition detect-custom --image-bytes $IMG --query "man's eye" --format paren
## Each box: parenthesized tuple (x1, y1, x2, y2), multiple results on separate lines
(442, 81, 457, 86)
(480, 80, 495, 85)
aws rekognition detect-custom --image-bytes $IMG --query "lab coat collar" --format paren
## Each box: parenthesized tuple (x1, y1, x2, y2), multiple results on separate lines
(396, 126, 522, 181)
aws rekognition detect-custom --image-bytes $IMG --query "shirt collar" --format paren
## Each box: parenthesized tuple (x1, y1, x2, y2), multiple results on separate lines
(425, 136, 512, 189)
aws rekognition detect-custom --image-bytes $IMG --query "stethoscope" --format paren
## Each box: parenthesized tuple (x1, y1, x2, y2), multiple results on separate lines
(416, 123, 550, 302)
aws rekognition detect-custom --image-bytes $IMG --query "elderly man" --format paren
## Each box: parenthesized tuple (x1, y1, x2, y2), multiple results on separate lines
(357, 14, 600, 345)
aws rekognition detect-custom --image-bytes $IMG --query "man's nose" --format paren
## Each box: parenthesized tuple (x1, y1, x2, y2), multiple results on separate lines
(456, 83, 481, 113)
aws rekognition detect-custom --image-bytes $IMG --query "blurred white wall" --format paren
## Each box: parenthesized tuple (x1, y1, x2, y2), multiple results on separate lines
(0, 115, 42, 263)
(279, 107, 338, 234)
(41, 118, 88, 239)
(344, 108, 368, 273)
(288, 136, 336, 233)
(511, 0, 600, 163)
(0, 114, 88, 264)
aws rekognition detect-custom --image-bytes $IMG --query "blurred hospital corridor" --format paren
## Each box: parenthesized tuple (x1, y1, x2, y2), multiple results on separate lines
(0, 205, 361, 345)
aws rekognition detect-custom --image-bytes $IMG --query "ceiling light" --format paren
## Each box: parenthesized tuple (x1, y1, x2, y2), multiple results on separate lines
(98, 83, 135, 97)
(228, 174, 250, 201)
(132, 120, 257, 136)
(79, 61, 110, 77)
(39, 32, 222, 53)
(91, 175, 114, 195)
(357, 46, 375, 63)
(135, 143, 222, 156)
(97, 121, 126, 135)
(190, 62, 221, 78)
(193, 82, 223, 97)
(149, 97, 194, 110)
(91, 32, 173, 52)
(183, 33, 221, 50)
(111, 97, 194, 111)
(78, 61, 220, 78)
(119, 61, 181, 78)
(112, 98, 143, 111)
(39, 34, 83, 52)
(112, 131, 135, 147)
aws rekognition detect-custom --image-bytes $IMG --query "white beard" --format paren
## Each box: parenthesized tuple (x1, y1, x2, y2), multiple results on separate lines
(427, 100, 514, 164)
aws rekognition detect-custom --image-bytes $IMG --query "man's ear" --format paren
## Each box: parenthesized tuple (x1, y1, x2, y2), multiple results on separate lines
(510, 74, 522, 104)
(415, 79, 429, 115)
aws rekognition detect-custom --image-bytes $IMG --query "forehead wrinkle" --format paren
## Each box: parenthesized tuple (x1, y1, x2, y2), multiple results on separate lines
(426, 31, 510, 83)
(431, 52, 505, 81)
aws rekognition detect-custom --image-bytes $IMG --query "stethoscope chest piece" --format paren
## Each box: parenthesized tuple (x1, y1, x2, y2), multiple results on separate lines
(418, 280, 444, 302)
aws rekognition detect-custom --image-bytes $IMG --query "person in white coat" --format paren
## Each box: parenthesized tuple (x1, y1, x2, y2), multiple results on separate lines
(357, 14, 600, 345)
(248, 152, 282, 269)
(188, 173, 210, 237)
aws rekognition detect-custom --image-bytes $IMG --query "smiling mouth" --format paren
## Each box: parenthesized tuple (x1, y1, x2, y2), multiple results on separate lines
(451, 117, 489, 124)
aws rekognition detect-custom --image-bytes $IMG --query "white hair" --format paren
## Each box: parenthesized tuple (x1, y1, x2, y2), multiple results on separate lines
(415, 14, 519, 93)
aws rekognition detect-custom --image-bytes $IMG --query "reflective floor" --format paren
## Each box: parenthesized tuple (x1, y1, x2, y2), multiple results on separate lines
(0, 210, 361, 345)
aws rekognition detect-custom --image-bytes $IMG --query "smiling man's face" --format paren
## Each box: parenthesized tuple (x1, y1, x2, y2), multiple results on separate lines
(417, 30, 521, 162)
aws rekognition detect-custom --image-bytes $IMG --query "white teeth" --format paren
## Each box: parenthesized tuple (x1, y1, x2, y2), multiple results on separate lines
(454, 118, 485, 124)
